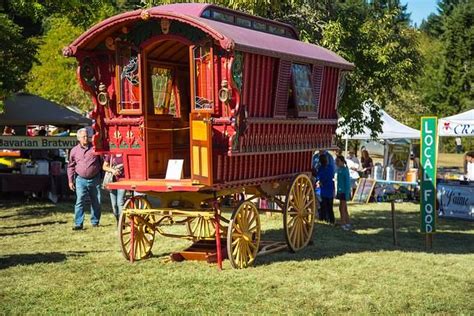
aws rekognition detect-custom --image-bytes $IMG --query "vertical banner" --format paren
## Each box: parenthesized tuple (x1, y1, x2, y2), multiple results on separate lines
(420, 117, 438, 233)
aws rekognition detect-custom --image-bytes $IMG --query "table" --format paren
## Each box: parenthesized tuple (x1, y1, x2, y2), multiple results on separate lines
(0, 173, 72, 201)
(437, 181, 474, 220)
(373, 179, 419, 202)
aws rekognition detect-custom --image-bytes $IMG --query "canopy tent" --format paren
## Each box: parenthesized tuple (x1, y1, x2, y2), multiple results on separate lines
(0, 93, 91, 127)
(337, 106, 420, 140)
(438, 109, 474, 137)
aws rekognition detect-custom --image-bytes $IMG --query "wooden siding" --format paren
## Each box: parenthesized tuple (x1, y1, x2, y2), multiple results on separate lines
(319, 66, 339, 119)
(242, 53, 277, 117)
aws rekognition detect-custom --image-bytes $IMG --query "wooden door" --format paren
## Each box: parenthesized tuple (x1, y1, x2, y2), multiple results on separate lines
(190, 112, 213, 185)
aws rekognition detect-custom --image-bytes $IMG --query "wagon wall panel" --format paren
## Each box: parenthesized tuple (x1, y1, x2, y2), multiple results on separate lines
(319, 67, 339, 119)
(273, 60, 291, 118)
(242, 53, 277, 118)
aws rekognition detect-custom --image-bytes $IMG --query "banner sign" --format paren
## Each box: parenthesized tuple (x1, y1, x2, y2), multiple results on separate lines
(438, 183, 474, 220)
(0, 136, 77, 149)
(439, 121, 474, 137)
(420, 117, 438, 233)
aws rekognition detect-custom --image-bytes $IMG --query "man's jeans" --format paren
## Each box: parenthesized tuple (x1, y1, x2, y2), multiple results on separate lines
(110, 189, 126, 222)
(74, 174, 101, 227)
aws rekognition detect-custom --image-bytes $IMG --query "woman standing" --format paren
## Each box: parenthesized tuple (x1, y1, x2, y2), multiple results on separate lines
(336, 155, 352, 231)
(316, 154, 335, 224)
(361, 149, 374, 177)
(103, 153, 125, 223)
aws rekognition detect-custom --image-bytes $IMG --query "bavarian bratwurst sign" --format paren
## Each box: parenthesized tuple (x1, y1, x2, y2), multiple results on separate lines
(420, 117, 438, 233)
(0, 136, 77, 149)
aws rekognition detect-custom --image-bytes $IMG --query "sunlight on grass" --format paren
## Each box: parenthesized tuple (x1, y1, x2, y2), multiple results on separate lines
(0, 199, 473, 314)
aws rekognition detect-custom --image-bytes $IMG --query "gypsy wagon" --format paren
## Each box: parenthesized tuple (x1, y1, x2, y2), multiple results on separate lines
(64, 3, 353, 268)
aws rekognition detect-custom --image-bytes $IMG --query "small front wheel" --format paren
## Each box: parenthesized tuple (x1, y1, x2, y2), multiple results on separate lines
(118, 196, 155, 261)
(227, 201, 261, 269)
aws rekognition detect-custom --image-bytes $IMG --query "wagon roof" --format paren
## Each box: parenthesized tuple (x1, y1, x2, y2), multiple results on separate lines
(64, 3, 354, 70)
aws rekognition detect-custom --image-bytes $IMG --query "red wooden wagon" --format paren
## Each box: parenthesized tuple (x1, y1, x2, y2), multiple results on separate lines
(64, 3, 353, 268)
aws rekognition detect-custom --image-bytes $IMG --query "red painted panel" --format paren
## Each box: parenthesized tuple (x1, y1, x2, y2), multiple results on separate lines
(312, 65, 324, 117)
(126, 154, 145, 180)
(320, 67, 340, 119)
(273, 60, 291, 118)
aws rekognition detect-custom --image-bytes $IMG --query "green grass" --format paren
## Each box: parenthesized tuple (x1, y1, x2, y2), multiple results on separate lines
(438, 153, 465, 168)
(1, 199, 473, 314)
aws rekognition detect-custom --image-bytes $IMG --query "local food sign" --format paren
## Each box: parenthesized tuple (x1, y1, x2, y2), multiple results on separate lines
(420, 117, 438, 233)
(0, 136, 77, 149)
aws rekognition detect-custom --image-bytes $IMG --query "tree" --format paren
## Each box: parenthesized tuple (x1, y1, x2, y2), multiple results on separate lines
(0, 14, 37, 110)
(321, 1, 421, 137)
(439, 1, 473, 115)
(26, 17, 90, 110)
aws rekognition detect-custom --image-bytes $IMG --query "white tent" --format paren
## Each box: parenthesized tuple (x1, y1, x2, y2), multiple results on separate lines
(337, 106, 420, 140)
(438, 109, 474, 137)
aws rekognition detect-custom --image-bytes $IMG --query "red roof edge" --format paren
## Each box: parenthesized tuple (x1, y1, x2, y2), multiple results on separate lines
(63, 9, 234, 57)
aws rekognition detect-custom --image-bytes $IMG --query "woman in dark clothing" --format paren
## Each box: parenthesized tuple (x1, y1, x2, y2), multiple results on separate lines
(316, 154, 335, 224)
(361, 149, 374, 177)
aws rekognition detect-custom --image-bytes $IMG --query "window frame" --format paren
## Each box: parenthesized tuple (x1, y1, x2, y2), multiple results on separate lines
(190, 44, 215, 114)
(290, 63, 317, 118)
(115, 41, 142, 115)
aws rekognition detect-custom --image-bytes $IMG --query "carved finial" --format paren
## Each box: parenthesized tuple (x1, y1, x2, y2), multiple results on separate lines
(141, 9, 150, 20)
(62, 46, 73, 57)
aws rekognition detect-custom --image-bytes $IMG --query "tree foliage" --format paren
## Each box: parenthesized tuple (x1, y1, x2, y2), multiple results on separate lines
(26, 17, 90, 110)
(320, 2, 421, 137)
(0, 13, 37, 110)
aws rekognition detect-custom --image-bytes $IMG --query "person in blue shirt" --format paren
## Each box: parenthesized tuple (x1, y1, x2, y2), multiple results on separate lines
(335, 155, 352, 230)
(316, 154, 335, 224)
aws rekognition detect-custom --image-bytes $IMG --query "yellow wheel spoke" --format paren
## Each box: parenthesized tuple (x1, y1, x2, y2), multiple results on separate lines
(227, 201, 260, 269)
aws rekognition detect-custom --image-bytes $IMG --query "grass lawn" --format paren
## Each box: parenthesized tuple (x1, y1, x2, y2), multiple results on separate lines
(1, 199, 473, 314)
(438, 153, 465, 168)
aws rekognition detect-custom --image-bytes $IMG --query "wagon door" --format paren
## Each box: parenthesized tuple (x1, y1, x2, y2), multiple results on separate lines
(189, 44, 215, 185)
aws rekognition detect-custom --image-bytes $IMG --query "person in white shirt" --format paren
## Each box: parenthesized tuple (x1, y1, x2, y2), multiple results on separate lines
(465, 151, 474, 181)
(455, 137, 463, 154)
(346, 151, 360, 189)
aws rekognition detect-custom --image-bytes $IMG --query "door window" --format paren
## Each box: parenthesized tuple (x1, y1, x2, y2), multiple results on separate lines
(116, 42, 141, 114)
(192, 44, 214, 112)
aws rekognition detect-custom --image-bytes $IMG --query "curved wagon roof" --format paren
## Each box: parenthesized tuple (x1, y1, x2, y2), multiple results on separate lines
(65, 3, 353, 70)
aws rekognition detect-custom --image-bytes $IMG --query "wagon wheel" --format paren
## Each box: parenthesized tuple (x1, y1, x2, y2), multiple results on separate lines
(284, 174, 316, 252)
(118, 196, 155, 261)
(186, 215, 217, 241)
(227, 201, 261, 269)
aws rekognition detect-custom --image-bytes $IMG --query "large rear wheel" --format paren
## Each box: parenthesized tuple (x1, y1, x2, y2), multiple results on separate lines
(284, 174, 316, 252)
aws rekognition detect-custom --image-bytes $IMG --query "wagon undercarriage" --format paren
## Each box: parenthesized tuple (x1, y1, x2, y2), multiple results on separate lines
(118, 174, 316, 269)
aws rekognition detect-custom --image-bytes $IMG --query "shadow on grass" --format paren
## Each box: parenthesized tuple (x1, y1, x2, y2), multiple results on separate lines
(0, 230, 43, 237)
(0, 201, 72, 217)
(0, 250, 109, 270)
(256, 210, 474, 266)
(0, 220, 68, 229)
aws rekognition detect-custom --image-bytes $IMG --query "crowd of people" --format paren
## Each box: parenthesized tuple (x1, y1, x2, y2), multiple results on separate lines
(312, 148, 377, 231)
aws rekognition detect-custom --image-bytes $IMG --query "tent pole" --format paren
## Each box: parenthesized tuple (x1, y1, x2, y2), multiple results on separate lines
(344, 138, 348, 157)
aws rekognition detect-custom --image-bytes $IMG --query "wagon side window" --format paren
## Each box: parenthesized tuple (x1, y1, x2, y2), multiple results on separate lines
(290, 64, 316, 117)
(116, 42, 141, 115)
(191, 44, 214, 113)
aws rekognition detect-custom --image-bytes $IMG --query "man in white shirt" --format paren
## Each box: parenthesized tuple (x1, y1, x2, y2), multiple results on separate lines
(466, 151, 474, 181)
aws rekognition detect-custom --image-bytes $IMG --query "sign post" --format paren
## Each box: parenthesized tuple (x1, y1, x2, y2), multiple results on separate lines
(420, 117, 438, 248)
